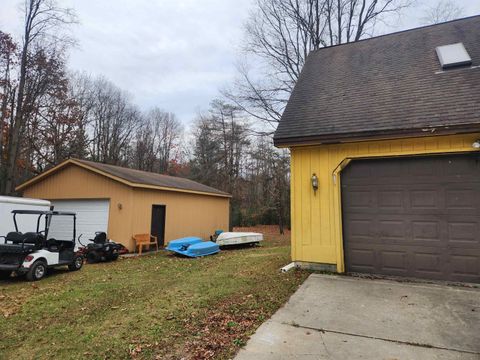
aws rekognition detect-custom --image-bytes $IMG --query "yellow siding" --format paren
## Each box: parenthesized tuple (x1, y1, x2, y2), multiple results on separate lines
(22, 164, 229, 250)
(290, 133, 480, 272)
(130, 188, 229, 249)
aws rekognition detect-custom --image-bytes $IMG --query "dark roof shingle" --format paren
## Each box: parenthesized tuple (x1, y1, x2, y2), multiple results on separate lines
(74, 159, 230, 197)
(274, 16, 480, 146)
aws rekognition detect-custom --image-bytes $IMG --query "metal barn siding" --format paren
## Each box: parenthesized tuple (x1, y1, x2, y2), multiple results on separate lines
(21, 164, 230, 250)
(22, 165, 134, 248)
(290, 133, 480, 273)
(130, 188, 230, 249)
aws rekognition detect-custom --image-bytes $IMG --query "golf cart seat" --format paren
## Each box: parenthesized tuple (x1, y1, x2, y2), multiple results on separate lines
(46, 238, 74, 252)
(0, 232, 43, 254)
(46, 238, 60, 252)
(8, 232, 43, 244)
(5, 232, 24, 243)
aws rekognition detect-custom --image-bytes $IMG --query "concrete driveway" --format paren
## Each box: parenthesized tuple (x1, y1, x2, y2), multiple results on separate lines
(236, 274, 480, 359)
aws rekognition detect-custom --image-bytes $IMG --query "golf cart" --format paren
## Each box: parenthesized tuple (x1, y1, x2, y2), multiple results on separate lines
(0, 210, 84, 281)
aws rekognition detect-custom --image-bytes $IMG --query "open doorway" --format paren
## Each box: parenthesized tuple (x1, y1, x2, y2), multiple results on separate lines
(150, 205, 166, 246)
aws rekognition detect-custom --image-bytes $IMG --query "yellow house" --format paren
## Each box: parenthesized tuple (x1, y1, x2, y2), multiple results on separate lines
(16, 159, 230, 251)
(274, 16, 480, 283)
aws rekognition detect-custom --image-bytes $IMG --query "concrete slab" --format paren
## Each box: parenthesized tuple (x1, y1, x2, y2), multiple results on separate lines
(235, 321, 478, 360)
(236, 274, 480, 359)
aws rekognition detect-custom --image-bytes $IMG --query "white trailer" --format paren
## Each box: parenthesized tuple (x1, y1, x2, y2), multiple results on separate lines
(0, 196, 51, 241)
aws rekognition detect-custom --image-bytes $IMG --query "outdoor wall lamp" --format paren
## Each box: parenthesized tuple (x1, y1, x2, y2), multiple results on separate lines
(311, 173, 319, 193)
(472, 139, 480, 149)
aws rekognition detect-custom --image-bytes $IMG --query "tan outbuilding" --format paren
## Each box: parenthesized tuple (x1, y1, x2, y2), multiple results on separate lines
(16, 159, 230, 251)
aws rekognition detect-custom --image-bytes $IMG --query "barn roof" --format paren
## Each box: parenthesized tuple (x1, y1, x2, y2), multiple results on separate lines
(16, 159, 231, 198)
(274, 16, 480, 146)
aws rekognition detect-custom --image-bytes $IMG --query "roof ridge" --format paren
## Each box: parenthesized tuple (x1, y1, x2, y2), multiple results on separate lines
(74, 158, 192, 182)
(309, 14, 480, 55)
(70, 158, 230, 196)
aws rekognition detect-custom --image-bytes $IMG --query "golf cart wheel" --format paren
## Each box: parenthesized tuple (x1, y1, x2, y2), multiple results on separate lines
(68, 255, 84, 271)
(0, 271, 11, 280)
(26, 260, 47, 281)
(86, 251, 100, 264)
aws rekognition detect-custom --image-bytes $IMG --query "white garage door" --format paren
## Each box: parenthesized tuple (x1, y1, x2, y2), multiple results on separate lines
(49, 199, 110, 242)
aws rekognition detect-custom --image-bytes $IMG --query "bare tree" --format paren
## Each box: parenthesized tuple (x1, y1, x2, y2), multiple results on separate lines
(150, 109, 182, 173)
(130, 108, 182, 173)
(24, 50, 89, 173)
(225, 0, 413, 132)
(2, 0, 76, 194)
(0, 32, 18, 191)
(89, 77, 140, 165)
(190, 115, 222, 187)
(421, 0, 463, 25)
(130, 121, 157, 172)
(190, 100, 250, 229)
(243, 136, 290, 232)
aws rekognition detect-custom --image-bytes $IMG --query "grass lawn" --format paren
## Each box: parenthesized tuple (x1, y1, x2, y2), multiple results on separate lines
(0, 226, 309, 359)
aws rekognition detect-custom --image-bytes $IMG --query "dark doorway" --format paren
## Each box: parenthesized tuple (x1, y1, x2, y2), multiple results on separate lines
(151, 205, 166, 246)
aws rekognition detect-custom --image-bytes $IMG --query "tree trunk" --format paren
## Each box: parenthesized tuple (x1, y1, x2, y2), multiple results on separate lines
(4, 42, 28, 195)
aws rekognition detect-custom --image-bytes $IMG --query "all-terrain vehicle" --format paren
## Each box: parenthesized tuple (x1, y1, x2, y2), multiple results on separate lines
(78, 231, 127, 263)
(0, 210, 84, 281)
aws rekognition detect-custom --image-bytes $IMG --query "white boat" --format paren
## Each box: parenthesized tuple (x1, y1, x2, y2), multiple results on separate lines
(215, 232, 263, 246)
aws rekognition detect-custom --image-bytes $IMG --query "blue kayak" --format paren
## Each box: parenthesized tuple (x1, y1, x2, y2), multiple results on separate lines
(165, 237, 220, 258)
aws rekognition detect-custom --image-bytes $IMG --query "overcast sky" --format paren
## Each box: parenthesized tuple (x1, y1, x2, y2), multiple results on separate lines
(1, 1, 479, 124)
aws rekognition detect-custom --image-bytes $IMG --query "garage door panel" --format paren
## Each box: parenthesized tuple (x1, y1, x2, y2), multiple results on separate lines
(377, 219, 407, 240)
(347, 248, 377, 271)
(445, 188, 479, 211)
(342, 188, 373, 209)
(412, 220, 442, 243)
(358, 214, 445, 245)
(447, 217, 479, 246)
(412, 252, 444, 276)
(377, 189, 404, 209)
(344, 218, 375, 239)
(50, 200, 110, 243)
(407, 159, 438, 177)
(342, 154, 480, 283)
(450, 254, 480, 281)
(379, 250, 409, 273)
(409, 189, 441, 210)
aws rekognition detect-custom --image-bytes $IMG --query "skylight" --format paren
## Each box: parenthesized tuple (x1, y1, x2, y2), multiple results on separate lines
(435, 43, 472, 69)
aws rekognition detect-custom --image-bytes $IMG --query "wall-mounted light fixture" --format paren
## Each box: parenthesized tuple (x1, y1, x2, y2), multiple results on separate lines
(472, 139, 480, 149)
(117, 203, 123, 210)
(311, 173, 319, 194)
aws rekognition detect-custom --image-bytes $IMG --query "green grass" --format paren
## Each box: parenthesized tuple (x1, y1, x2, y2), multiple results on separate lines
(0, 231, 309, 359)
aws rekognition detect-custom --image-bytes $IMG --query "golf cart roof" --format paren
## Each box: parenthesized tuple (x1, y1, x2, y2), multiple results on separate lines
(11, 210, 76, 216)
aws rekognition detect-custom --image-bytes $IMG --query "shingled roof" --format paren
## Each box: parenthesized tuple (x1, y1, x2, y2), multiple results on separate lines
(16, 159, 231, 197)
(274, 16, 480, 147)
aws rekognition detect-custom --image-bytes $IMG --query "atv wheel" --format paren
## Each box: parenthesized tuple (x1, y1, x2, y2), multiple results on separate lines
(86, 251, 100, 263)
(108, 253, 119, 261)
(26, 260, 47, 281)
(68, 255, 84, 271)
(0, 271, 11, 280)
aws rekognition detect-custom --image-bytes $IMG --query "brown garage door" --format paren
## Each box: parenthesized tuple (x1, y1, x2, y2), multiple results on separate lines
(342, 154, 480, 283)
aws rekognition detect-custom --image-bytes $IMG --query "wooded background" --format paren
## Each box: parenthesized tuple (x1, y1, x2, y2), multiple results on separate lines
(0, 0, 461, 231)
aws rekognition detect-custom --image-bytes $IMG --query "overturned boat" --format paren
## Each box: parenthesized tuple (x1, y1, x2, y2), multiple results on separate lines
(165, 237, 219, 257)
(215, 232, 263, 247)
